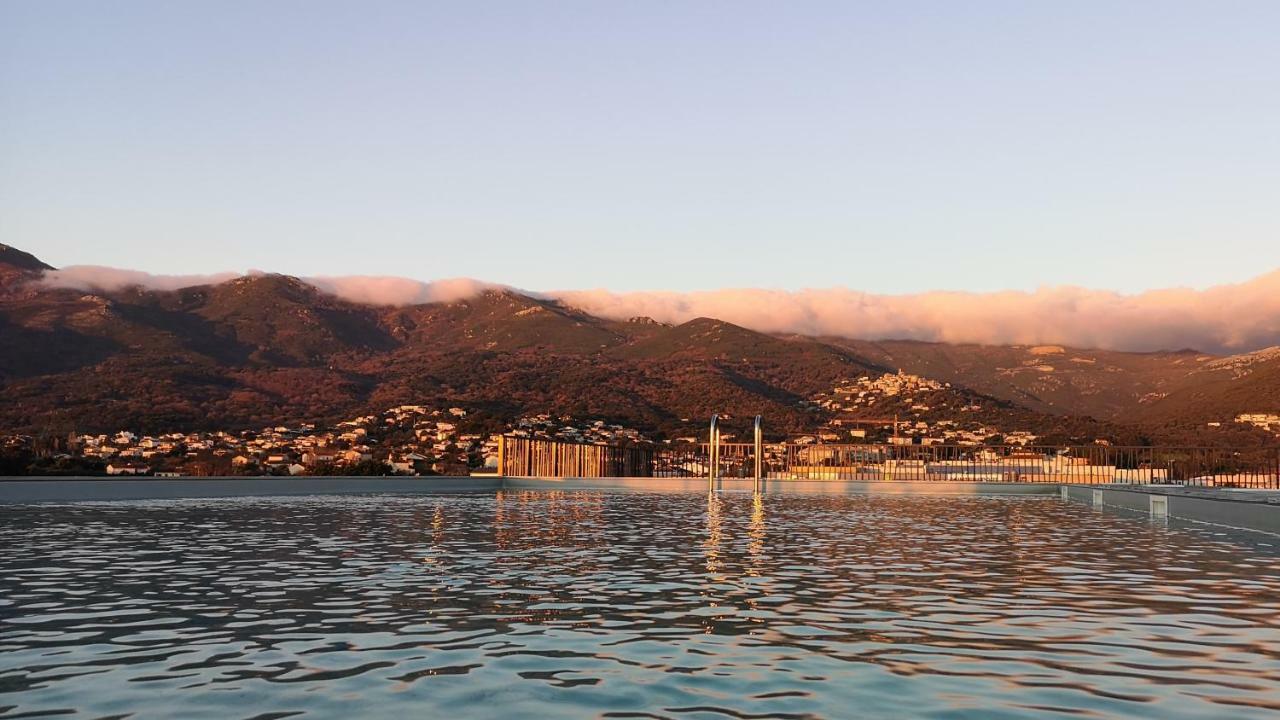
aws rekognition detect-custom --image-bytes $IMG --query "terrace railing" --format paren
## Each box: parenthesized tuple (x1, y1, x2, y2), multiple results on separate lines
(665, 442, 1280, 488)
(621, 440, 1280, 489)
(499, 428, 1280, 488)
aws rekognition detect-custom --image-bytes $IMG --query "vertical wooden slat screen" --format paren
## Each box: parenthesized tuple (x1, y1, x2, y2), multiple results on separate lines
(499, 435, 656, 478)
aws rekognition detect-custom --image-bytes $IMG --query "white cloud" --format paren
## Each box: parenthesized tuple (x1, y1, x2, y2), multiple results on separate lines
(553, 271, 1280, 355)
(37, 264, 1280, 354)
(305, 275, 503, 305)
(41, 266, 504, 307)
(40, 266, 242, 292)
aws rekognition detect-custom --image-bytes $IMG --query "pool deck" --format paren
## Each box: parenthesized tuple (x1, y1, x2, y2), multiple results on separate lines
(1076, 484, 1280, 504)
(1062, 484, 1280, 536)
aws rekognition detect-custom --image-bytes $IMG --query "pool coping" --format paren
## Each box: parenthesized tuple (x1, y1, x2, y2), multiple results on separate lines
(0, 476, 503, 502)
(0, 475, 1061, 502)
(3, 476, 1278, 537)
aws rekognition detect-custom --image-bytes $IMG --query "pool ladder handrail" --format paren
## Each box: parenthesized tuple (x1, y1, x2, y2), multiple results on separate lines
(708, 414, 721, 491)
(708, 414, 765, 492)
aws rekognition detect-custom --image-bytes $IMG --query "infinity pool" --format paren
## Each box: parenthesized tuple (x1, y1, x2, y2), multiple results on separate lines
(2, 492, 1279, 719)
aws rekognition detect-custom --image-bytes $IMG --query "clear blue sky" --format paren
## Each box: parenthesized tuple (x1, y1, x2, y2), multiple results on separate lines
(2, 1, 1278, 293)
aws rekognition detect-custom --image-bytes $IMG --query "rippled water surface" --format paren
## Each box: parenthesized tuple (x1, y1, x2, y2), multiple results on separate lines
(3, 492, 1280, 719)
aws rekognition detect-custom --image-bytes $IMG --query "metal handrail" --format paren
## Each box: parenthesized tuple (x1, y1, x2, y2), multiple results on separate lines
(708, 414, 720, 491)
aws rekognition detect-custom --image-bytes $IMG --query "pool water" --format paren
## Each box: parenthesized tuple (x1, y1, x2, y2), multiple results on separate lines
(2, 492, 1279, 719)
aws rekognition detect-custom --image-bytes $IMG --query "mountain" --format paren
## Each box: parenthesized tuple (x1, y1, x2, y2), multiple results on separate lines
(1, 245, 1277, 445)
(0, 249, 882, 437)
(1129, 348, 1280, 426)
(0, 243, 56, 292)
(0, 244, 54, 273)
(821, 338, 1214, 420)
(816, 338, 1280, 440)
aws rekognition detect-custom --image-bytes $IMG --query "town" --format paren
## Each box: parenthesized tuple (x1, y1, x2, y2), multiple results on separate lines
(2, 370, 1276, 477)
(0, 406, 649, 477)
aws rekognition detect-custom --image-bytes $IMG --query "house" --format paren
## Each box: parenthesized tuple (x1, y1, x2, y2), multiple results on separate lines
(390, 452, 430, 475)
(106, 463, 150, 476)
(343, 449, 371, 464)
(302, 448, 341, 466)
(264, 454, 291, 467)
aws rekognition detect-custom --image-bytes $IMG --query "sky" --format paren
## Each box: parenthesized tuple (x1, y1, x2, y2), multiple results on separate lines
(2, 1, 1279, 295)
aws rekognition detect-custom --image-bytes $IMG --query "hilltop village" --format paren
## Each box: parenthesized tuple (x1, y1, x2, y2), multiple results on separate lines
(805, 372, 1038, 446)
(2, 371, 1277, 476)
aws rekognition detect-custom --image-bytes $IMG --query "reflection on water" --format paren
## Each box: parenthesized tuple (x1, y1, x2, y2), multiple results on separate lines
(2, 492, 1280, 719)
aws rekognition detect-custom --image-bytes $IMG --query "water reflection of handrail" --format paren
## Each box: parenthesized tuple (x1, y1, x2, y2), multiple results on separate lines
(753, 415, 763, 493)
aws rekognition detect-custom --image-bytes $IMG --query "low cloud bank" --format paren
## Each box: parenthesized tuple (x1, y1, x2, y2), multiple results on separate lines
(556, 272, 1280, 355)
(41, 266, 242, 292)
(306, 275, 501, 305)
(42, 266, 502, 307)
(38, 265, 1280, 355)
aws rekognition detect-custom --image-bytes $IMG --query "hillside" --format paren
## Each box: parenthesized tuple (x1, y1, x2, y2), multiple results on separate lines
(1129, 348, 1280, 426)
(821, 338, 1213, 420)
(0, 243, 56, 295)
(0, 244, 54, 273)
(2, 244, 1278, 446)
(0, 249, 879, 437)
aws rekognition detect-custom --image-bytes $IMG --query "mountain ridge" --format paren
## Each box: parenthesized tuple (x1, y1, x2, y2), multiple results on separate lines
(2, 245, 1277, 445)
